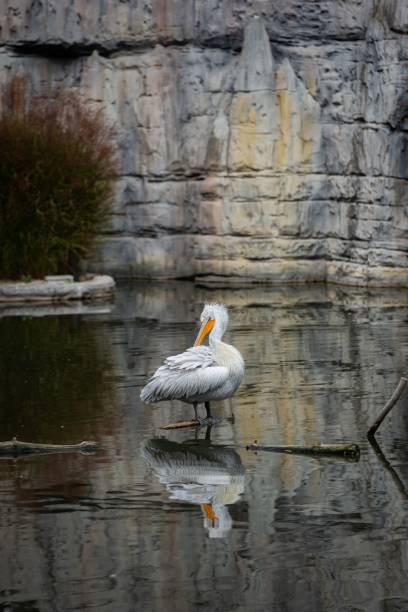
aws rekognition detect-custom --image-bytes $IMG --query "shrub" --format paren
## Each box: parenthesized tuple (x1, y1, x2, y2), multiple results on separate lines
(0, 77, 116, 279)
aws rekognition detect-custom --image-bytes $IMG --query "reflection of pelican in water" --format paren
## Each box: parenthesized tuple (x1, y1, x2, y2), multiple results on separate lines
(140, 303, 244, 423)
(142, 437, 245, 538)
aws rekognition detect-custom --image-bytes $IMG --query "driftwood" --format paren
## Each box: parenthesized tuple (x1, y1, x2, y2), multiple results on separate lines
(161, 416, 229, 430)
(161, 420, 201, 430)
(0, 438, 98, 456)
(160, 425, 361, 459)
(245, 442, 360, 459)
(367, 377, 407, 437)
(365, 377, 408, 500)
(367, 435, 408, 499)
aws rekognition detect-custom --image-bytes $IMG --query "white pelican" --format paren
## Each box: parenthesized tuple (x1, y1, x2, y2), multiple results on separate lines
(140, 303, 244, 422)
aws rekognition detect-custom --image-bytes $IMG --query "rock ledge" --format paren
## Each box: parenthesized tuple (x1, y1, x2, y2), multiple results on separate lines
(0, 275, 115, 303)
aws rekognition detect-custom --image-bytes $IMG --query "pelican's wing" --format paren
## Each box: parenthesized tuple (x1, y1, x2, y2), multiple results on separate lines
(161, 346, 216, 372)
(140, 346, 228, 403)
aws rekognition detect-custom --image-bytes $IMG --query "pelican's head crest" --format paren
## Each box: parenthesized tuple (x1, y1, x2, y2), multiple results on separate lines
(200, 302, 228, 325)
(194, 303, 229, 346)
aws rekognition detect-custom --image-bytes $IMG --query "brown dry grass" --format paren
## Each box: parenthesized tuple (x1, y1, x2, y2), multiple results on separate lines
(0, 76, 117, 279)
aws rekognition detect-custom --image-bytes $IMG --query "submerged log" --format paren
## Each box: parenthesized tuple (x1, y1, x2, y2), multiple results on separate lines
(161, 415, 230, 430)
(160, 425, 360, 459)
(0, 438, 98, 456)
(367, 377, 407, 437)
(245, 442, 360, 459)
(161, 420, 200, 430)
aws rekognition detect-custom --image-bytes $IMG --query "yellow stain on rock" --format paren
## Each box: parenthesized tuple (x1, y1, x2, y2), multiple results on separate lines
(276, 90, 317, 170)
(231, 95, 258, 126)
(230, 96, 258, 169)
(276, 89, 292, 170)
(275, 62, 318, 170)
(300, 114, 315, 165)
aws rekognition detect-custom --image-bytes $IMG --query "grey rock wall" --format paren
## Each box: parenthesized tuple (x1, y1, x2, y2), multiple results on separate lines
(1, 1, 408, 285)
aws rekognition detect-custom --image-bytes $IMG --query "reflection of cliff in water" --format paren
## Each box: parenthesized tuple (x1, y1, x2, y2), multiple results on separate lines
(142, 437, 245, 538)
(115, 280, 408, 448)
(0, 282, 407, 611)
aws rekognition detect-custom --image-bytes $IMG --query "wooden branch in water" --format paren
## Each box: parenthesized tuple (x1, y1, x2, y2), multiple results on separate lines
(0, 438, 98, 456)
(161, 420, 200, 430)
(367, 377, 407, 437)
(367, 435, 408, 500)
(245, 442, 360, 459)
(161, 415, 232, 430)
(160, 425, 360, 459)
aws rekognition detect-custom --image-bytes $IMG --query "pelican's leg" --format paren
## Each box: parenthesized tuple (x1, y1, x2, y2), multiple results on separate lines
(202, 401, 221, 426)
(205, 425, 212, 441)
(193, 402, 199, 421)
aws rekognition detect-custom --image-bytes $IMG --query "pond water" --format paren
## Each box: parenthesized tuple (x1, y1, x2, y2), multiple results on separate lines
(0, 281, 408, 612)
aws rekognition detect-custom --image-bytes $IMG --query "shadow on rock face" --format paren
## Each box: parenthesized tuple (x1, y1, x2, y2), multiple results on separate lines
(141, 436, 245, 539)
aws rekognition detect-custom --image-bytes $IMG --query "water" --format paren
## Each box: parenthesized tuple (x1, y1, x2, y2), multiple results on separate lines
(0, 281, 408, 612)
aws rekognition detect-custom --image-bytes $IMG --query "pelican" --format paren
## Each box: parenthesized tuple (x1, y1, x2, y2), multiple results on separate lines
(140, 303, 244, 422)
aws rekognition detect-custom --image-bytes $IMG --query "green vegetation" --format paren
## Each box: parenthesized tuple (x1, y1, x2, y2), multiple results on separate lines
(0, 77, 116, 279)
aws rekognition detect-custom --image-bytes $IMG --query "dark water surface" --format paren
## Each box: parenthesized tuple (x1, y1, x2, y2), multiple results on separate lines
(1, 281, 408, 612)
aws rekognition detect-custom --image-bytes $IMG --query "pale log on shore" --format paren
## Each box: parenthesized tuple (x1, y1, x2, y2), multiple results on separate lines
(367, 377, 407, 437)
(0, 438, 98, 456)
(245, 443, 360, 458)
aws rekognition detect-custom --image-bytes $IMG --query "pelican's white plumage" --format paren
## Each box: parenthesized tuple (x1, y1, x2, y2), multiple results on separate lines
(140, 303, 244, 418)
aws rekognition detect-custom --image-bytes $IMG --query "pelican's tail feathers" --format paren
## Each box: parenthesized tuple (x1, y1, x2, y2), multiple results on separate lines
(140, 381, 157, 404)
(140, 376, 172, 404)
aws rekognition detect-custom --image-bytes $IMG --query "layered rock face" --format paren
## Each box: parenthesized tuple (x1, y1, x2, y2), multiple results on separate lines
(1, 1, 408, 285)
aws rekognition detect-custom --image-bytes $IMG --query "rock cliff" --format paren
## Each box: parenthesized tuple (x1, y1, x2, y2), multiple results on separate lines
(1, 1, 408, 285)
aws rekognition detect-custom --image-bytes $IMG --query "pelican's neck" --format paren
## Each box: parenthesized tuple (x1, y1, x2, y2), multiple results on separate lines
(208, 318, 227, 348)
(209, 329, 244, 375)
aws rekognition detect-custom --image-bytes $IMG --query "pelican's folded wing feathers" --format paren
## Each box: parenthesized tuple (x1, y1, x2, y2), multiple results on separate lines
(161, 346, 216, 371)
(140, 346, 228, 403)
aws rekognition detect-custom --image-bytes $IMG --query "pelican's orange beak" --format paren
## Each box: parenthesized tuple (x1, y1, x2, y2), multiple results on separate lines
(194, 318, 215, 347)
(201, 503, 218, 525)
